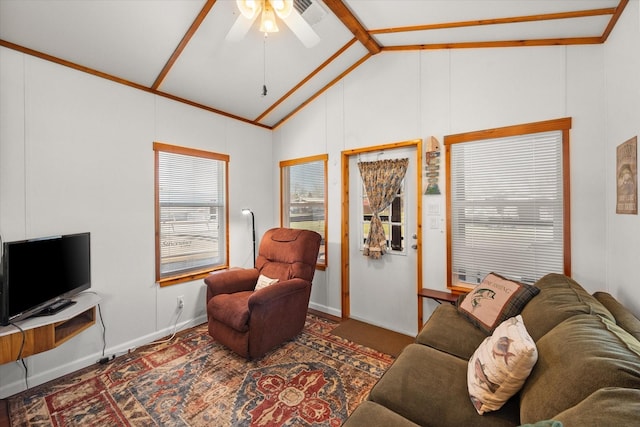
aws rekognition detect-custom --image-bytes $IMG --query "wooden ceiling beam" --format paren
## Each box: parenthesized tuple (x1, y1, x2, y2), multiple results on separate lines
(322, 0, 381, 55)
(256, 38, 358, 123)
(382, 37, 603, 51)
(272, 53, 373, 129)
(370, 8, 618, 34)
(601, 0, 629, 42)
(151, 0, 216, 90)
(0, 38, 270, 130)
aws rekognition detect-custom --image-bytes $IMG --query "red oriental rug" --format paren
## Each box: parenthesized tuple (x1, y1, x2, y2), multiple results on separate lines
(7, 315, 393, 426)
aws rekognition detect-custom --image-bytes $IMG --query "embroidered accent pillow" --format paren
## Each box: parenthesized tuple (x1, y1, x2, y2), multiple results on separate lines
(458, 272, 540, 333)
(255, 274, 279, 291)
(467, 315, 538, 414)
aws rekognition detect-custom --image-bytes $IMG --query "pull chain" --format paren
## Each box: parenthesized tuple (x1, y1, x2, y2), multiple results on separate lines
(262, 33, 268, 97)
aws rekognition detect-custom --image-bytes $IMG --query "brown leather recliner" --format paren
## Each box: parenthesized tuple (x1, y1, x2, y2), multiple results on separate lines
(204, 227, 321, 359)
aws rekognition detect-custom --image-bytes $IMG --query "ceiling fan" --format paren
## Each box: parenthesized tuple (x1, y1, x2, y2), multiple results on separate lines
(226, 0, 321, 48)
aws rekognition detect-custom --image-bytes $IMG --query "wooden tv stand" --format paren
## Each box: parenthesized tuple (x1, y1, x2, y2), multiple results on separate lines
(0, 293, 100, 365)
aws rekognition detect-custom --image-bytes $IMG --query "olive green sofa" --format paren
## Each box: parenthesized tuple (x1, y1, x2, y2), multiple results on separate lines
(342, 273, 640, 427)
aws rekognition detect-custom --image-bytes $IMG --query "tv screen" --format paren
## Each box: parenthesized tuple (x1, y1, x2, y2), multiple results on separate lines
(1, 232, 91, 326)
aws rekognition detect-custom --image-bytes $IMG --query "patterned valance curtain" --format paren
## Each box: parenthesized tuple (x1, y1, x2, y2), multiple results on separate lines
(358, 158, 409, 259)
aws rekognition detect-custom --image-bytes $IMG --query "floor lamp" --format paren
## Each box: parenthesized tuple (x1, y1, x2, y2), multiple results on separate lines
(242, 208, 256, 268)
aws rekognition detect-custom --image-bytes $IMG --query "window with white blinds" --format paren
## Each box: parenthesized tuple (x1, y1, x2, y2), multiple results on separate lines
(446, 119, 571, 287)
(154, 143, 229, 285)
(280, 154, 327, 268)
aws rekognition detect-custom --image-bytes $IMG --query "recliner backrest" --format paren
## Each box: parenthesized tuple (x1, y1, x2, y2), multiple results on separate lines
(255, 228, 321, 283)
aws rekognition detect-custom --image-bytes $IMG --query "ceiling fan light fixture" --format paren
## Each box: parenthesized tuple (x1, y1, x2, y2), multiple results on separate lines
(237, 0, 261, 19)
(260, 2, 279, 33)
(270, 0, 293, 19)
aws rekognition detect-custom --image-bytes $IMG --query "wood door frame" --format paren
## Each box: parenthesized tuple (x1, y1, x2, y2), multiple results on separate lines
(341, 139, 423, 325)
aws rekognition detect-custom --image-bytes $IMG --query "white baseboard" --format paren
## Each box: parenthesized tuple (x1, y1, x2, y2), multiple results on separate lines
(308, 302, 341, 318)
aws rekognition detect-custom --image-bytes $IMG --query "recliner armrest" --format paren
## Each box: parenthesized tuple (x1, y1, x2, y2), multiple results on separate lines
(204, 268, 259, 300)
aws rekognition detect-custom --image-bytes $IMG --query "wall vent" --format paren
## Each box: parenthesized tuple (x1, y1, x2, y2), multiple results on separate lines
(294, 0, 327, 25)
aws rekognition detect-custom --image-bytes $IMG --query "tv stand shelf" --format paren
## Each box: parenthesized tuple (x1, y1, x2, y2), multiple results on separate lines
(0, 293, 100, 365)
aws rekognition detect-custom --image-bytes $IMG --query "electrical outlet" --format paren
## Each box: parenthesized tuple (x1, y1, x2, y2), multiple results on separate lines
(177, 296, 184, 309)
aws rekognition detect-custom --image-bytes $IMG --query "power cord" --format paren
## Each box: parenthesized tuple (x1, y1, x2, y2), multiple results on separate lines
(147, 304, 184, 347)
(97, 302, 106, 357)
(82, 291, 111, 364)
(95, 302, 115, 364)
(10, 322, 29, 389)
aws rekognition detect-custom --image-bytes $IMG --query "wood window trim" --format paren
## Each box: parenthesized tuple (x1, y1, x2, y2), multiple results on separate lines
(443, 117, 572, 293)
(280, 154, 328, 270)
(153, 142, 230, 286)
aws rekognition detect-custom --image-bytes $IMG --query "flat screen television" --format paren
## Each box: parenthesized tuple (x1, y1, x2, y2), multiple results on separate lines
(0, 232, 91, 326)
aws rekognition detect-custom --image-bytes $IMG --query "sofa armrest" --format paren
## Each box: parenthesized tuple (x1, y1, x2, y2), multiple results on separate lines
(204, 268, 259, 301)
(416, 303, 488, 360)
(593, 291, 640, 341)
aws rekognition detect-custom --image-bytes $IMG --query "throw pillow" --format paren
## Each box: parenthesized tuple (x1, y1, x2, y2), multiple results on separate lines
(458, 272, 540, 333)
(467, 315, 538, 415)
(255, 274, 279, 291)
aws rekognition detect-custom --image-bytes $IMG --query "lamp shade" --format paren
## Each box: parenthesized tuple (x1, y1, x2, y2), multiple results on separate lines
(259, 2, 279, 33)
(242, 209, 256, 268)
(237, 0, 261, 19)
(270, 0, 293, 19)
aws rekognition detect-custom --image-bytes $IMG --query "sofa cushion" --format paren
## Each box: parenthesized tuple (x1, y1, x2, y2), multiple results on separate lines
(553, 387, 640, 427)
(341, 401, 421, 427)
(458, 273, 540, 334)
(468, 315, 538, 415)
(519, 273, 614, 342)
(593, 291, 640, 341)
(368, 344, 520, 427)
(416, 303, 488, 360)
(519, 314, 640, 424)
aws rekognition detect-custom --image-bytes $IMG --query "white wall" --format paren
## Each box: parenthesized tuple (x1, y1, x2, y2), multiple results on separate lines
(275, 37, 636, 334)
(0, 48, 272, 398)
(604, 0, 640, 316)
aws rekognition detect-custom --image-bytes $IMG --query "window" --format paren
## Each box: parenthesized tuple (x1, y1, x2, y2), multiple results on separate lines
(154, 142, 229, 286)
(280, 154, 327, 269)
(360, 183, 406, 254)
(445, 118, 571, 290)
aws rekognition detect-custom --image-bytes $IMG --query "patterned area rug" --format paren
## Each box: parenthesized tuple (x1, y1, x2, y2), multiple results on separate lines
(7, 315, 393, 426)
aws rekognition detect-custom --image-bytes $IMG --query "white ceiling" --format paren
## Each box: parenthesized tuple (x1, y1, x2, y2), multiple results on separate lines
(0, 0, 627, 129)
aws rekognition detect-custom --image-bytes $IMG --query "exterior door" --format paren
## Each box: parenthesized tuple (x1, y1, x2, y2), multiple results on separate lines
(342, 141, 421, 336)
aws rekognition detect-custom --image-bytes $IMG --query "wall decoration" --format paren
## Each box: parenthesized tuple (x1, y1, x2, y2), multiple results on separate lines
(616, 136, 637, 215)
(425, 136, 441, 195)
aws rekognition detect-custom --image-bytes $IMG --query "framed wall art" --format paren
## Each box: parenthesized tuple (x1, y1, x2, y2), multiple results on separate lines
(616, 136, 637, 215)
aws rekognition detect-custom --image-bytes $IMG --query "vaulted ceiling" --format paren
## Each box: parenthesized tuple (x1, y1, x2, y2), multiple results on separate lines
(0, 0, 628, 129)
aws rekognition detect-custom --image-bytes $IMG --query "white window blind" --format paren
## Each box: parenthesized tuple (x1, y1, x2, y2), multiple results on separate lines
(155, 144, 227, 281)
(281, 155, 327, 266)
(449, 130, 564, 285)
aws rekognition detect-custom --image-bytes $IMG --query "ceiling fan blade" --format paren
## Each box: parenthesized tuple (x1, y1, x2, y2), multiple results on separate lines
(226, 13, 259, 42)
(282, 11, 320, 48)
